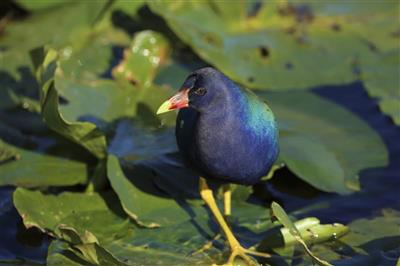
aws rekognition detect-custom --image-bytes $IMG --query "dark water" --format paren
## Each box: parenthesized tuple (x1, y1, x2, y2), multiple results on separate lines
(0, 82, 398, 265)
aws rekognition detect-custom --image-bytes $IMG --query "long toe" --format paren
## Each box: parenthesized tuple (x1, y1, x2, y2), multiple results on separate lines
(214, 245, 271, 266)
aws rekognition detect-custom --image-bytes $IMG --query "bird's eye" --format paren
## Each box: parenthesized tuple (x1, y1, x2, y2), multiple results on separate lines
(194, 87, 207, 96)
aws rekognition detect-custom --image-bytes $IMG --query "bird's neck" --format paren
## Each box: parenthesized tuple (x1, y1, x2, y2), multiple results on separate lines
(197, 88, 246, 128)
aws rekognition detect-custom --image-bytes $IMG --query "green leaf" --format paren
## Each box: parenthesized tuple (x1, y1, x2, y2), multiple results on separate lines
(280, 135, 346, 193)
(260, 91, 388, 193)
(16, 0, 73, 11)
(54, 29, 176, 126)
(0, 139, 87, 187)
(259, 217, 348, 250)
(361, 49, 400, 125)
(31, 47, 107, 159)
(107, 155, 192, 227)
(340, 209, 400, 255)
(2, 2, 108, 51)
(0, 139, 19, 164)
(112, 30, 171, 87)
(271, 202, 333, 266)
(13, 188, 129, 238)
(148, 1, 398, 91)
(0, 2, 108, 113)
(14, 188, 215, 265)
(58, 226, 128, 266)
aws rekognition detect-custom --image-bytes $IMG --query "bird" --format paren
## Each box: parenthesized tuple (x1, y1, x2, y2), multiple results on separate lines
(157, 67, 279, 265)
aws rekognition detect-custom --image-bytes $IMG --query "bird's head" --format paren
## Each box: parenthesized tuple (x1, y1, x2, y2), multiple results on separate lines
(157, 67, 232, 114)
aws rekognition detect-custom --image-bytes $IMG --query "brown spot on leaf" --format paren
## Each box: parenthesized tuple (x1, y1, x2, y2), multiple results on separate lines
(331, 23, 341, 32)
(390, 29, 400, 38)
(366, 41, 378, 53)
(278, 4, 296, 17)
(278, 3, 314, 23)
(248, 77, 255, 83)
(296, 33, 308, 45)
(284, 26, 297, 35)
(204, 34, 213, 43)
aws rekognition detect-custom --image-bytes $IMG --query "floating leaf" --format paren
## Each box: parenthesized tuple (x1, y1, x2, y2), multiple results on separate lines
(54, 29, 176, 126)
(259, 91, 388, 193)
(148, 1, 400, 124)
(271, 202, 333, 266)
(149, 1, 398, 91)
(13, 188, 130, 238)
(13, 188, 215, 265)
(15, 0, 72, 11)
(31, 47, 107, 159)
(0, 139, 87, 187)
(361, 49, 400, 125)
(339, 209, 400, 255)
(112, 30, 171, 87)
(58, 226, 128, 266)
(280, 135, 346, 193)
(2, 2, 109, 52)
(107, 155, 192, 227)
(0, 139, 19, 164)
(108, 120, 176, 162)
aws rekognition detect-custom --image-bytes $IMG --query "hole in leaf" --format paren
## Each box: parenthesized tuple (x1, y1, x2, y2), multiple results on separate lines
(350, 57, 361, 76)
(129, 79, 138, 86)
(258, 46, 270, 58)
(294, 5, 314, 23)
(59, 95, 69, 105)
(247, 1, 263, 18)
(285, 62, 294, 70)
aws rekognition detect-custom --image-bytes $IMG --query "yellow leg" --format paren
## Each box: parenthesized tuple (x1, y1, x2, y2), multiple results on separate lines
(223, 184, 231, 217)
(199, 177, 271, 266)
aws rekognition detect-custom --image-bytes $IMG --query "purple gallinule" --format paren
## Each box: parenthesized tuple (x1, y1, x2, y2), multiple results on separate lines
(157, 67, 279, 264)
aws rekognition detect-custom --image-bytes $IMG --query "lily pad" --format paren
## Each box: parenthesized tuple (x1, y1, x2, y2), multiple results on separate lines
(309, 209, 400, 266)
(13, 188, 130, 238)
(54, 30, 176, 126)
(279, 135, 347, 194)
(0, 139, 87, 187)
(0, 139, 19, 164)
(107, 155, 191, 227)
(13, 187, 216, 265)
(361, 49, 400, 125)
(112, 30, 171, 87)
(16, 0, 72, 11)
(148, 1, 398, 91)
(32, 47, 107, 159)
(259, 90, 388, 193)
(148, 1, 400, 123)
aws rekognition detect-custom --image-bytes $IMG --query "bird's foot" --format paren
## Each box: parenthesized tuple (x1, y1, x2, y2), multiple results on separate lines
(191, 234, 222, 256)
(213, 245, 271, 266)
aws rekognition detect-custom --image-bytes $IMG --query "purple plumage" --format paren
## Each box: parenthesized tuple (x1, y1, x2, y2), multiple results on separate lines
(175, 68, 279, 185)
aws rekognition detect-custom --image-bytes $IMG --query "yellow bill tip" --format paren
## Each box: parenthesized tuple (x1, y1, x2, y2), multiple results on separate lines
(156, 100, 172, 115)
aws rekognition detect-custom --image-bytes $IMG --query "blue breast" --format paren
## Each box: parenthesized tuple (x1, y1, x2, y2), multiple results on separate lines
(176, 87, 279, 185)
